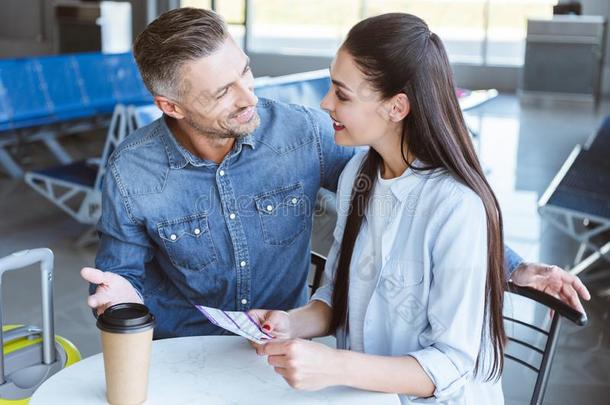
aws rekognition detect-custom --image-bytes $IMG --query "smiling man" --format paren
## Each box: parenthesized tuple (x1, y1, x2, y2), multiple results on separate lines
(81, 8, 589, 339)
(80, 8, 353, 338)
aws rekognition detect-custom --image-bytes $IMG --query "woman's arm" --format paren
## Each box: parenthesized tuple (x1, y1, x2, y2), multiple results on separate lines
(261, 339, 434, 396)
(336, 351, 435, 397)
(288, 300, 333, 339)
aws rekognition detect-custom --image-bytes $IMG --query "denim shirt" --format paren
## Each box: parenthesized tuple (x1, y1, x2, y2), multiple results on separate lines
(94, 98, 355, 338)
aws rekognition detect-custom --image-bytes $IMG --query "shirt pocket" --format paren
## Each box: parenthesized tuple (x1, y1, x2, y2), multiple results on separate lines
(377, 259, 427, 326)
(157, 212, 217, 271)
(378, 259, 425, 301)
(254, 182, 307, 246)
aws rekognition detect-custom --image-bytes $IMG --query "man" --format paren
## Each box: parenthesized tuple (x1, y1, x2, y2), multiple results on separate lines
(81, 8, 590, 339)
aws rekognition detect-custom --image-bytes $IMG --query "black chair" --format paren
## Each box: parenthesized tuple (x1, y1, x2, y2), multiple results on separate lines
(308, 252, 588, 405)
(309, 251, 327, 296)
(504, 281, 587, 405)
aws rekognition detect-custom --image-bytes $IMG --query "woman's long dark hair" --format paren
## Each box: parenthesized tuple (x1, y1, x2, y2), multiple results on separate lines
(330, 13, 506, 380)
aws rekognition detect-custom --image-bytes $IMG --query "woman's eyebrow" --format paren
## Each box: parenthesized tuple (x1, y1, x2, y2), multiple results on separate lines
(331, 78, 353, 93)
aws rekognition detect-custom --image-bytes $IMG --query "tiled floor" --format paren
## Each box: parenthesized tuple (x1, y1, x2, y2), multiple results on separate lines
(0, 95, 608, 404)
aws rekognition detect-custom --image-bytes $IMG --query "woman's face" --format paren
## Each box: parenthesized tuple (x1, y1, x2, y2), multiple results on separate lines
(320, 49, 396, 148)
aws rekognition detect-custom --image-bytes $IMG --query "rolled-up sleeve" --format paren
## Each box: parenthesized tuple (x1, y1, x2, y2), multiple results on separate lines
(406, 189, 489, 402)
(504, 245, 523, 277)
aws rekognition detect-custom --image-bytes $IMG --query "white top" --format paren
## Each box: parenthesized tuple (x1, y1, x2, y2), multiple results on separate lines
(30, 336, 399, 405)
(312, 152, 503, 405)
(349, 169, 401, 352)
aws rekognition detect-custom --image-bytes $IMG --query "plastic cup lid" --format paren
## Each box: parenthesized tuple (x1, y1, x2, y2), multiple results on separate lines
(97, 303, 155, 333)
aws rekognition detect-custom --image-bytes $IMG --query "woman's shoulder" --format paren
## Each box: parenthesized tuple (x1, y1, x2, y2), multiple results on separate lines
(424, 171, 486, 216)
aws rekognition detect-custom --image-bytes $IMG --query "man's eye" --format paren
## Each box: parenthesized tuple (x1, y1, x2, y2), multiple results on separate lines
(336, 91, 348, 102)
(217, 88, 229, 99)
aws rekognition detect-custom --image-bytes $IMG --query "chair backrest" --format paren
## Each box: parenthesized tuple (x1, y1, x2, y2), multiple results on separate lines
(0, 58, 54, 130)
(102, 53, 151, 106)
(36, 55, 95, 121)
(585, 115, 610, 159)
(0, 52, 152, 132)
(254, 69, 330, 108)
(503, 282, 587, 405)
(310, 251, 327, 296)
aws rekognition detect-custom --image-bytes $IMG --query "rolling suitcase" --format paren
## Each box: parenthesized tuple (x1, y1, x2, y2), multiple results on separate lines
(0, 248, 80, 404)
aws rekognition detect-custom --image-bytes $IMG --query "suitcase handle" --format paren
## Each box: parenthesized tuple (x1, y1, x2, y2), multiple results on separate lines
(0, 248, 56, 385)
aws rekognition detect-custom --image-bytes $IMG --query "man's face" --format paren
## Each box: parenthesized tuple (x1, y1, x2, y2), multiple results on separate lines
(175, 37, 259, 139)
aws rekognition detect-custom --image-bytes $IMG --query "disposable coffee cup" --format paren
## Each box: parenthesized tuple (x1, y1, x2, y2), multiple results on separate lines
(97, 303, 155, 405)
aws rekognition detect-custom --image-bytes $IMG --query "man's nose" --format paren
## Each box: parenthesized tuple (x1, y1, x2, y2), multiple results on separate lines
(235, 78, 258, 107)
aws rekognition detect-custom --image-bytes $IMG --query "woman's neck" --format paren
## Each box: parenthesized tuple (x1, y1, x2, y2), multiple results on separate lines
(373, 127, 414, 180)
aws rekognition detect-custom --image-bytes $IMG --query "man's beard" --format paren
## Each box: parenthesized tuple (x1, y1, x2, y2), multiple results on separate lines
(184, 108, 260, 140)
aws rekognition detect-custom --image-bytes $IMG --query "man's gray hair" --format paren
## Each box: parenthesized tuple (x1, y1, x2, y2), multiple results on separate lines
(133, 7, 228, 99)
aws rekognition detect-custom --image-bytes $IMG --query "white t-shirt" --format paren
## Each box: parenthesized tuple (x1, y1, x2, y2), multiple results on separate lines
(348, 167, 405, 352)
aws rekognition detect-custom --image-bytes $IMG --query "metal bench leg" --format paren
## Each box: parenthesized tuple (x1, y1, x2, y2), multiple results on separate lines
(0, 146, 24, 179)
(571, 241, 610, 276)
(42, 136, 73, 165)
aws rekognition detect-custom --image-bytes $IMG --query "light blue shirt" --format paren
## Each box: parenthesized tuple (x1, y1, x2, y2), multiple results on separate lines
(312, 152, 504, 404)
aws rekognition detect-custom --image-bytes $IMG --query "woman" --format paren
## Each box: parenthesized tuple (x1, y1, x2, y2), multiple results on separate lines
(250, 13, 506, 404)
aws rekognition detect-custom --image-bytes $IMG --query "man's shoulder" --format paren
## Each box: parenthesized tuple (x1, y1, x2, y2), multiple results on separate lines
(110, 119, 165, 162)
(255, 98, 331, 147)
(106, 119, 170, 195)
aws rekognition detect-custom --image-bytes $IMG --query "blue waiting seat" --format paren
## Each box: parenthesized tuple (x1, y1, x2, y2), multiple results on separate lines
(538, 116, 610, 276)
(253, 69, 331, 108)
(0, 52, 152, 178)
(585, 115, 610, 160)
(24, 104, 132, 245)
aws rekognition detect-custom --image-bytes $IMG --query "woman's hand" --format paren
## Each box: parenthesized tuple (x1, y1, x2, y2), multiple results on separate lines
(248, 309, 292, 354)
(510, 262, 590, 313)
(260, 338, 344, 391)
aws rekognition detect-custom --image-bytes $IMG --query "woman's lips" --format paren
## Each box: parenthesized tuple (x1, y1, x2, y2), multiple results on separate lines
(331, 116, 345, 131)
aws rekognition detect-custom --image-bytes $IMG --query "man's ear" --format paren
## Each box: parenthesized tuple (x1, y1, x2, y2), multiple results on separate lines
(154, 96, 186, 120)
(387, 93, 410, 122)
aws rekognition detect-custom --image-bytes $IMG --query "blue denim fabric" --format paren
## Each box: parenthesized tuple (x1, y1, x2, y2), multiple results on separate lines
(93, 98, 355, 338)
(504, 245, 524, 277)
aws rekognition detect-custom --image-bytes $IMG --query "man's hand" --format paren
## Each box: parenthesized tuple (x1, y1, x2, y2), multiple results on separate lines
(81, 267, 143, 316)
(510, 262, 591, 313)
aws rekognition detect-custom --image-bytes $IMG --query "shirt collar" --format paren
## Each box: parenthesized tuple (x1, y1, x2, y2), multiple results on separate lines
(385, 161, 436, 202)
(158, 115, 256, 170)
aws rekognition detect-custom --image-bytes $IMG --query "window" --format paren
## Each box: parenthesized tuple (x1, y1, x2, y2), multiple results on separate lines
(486, 0, 556, 65)
(181, 0, 558, 66)
(249, 0, 361, 55)
(180, 0, 246, 49)
(367, 0, 487, 64)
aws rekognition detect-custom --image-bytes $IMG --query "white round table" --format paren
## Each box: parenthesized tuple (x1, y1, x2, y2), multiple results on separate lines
(31, 336, 400, 404)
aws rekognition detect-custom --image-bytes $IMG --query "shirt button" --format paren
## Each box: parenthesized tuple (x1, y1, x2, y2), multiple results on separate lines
(229, 213, 236, 220)
(266, 205, 273, 212)
(241, 299, 248, 305)
(194, 228, 201, 235)
(170, 234, 177, 241)
(291, 197, 298, 204)
(219, 170, 225, 176)
(240, 261, 247, 267)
